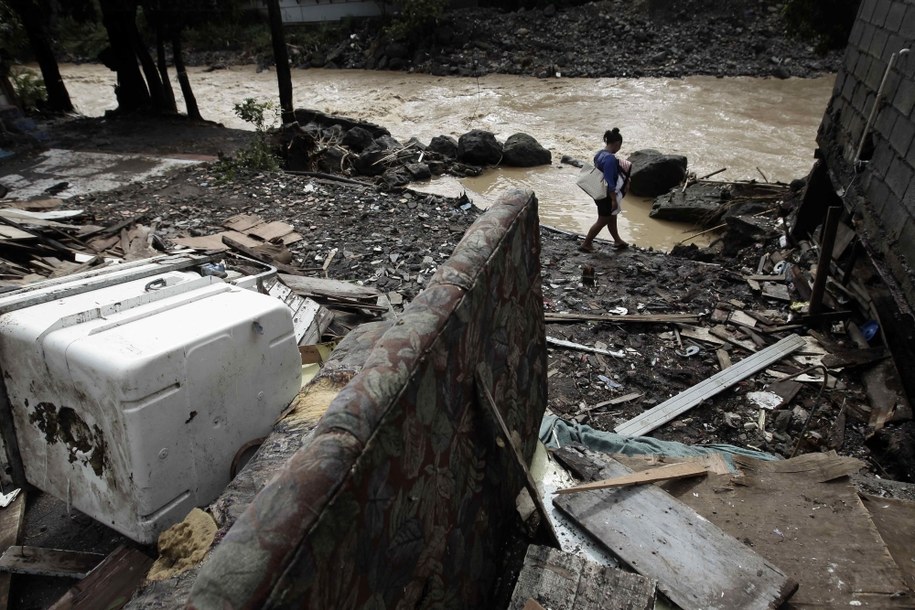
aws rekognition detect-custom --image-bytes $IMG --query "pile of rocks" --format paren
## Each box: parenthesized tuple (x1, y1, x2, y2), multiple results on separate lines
(281, 109, 552, 189)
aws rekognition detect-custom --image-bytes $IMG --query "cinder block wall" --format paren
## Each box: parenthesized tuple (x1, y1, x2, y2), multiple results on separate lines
(817, 0, 915, 306)
(188, 189, 546, 609)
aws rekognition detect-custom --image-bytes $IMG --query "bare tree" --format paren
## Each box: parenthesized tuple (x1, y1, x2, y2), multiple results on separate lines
(5, 0, 73, 112)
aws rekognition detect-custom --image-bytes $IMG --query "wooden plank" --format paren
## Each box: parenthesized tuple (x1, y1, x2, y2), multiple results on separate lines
(709, 325, 757, 352)
(248, 220, 295, 242)
(732, 451, 864, 483)
(611, 453, 733, 476)
(546, 336, 623, 358)
(49, 545, 153, 610)
(554, 461, 708, 495)
(615, 334, 805, 437)
(509, 545, 656, 610)
(861, 494, 915, 593)
(173, 230, 259, 252)
(279, 273, 381, 300)
(552, 449, 797, 610)
(676, 324, 727, 346)
(582, 392, 643, 413)
(715, 348, 732, 370)
(544, 312, 699, 324)
(674, 456, 913, 608)
(822, 347, 887, 369)
(0, 491, 26, 609)
(0, 546, 103, 579)
(475, 367, 560, 548)
(222, 213, 263, 233)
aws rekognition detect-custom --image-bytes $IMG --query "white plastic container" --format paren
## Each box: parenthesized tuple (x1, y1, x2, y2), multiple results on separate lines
(0, 269, 301, 543)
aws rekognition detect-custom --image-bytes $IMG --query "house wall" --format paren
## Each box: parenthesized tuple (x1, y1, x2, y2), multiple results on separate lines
(816, 0, 915, 308)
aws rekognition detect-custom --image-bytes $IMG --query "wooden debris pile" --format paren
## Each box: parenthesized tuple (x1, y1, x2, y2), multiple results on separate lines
(512, 445, 915, 610)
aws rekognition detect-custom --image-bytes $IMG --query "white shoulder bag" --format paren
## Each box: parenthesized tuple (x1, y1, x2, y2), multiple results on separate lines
(575, 164, 608, 200)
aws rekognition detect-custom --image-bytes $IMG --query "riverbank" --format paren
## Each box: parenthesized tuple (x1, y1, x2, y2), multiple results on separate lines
(170, 0, 842, 80)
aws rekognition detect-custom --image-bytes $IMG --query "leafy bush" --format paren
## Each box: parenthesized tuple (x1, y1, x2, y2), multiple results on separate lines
(214, 98, 281, 180)
(9, 67, 47, 112)
(783, 0, 860, 52)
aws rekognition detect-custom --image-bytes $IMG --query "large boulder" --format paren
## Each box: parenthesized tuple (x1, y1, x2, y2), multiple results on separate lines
(457, 130, 503, 166)
(341, 126, 374, 152)
(628, 149, 688, 197)
(502, 133, 551, 167)
(428, 135, 458, 158)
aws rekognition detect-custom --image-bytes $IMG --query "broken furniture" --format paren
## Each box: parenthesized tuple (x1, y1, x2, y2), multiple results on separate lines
(0, 253, 302, 543)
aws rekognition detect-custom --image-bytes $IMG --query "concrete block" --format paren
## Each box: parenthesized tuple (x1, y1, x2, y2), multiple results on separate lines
(858, 25, 877, 58)
(872, 0, 892, 27)
(872, 137, 895, 169)
(853, 85, 872, 114)
(886, 155, 915, 198)
(889, 111, 915, 157)
(849, 19, 865, 47)
(842, 73, 858, 103)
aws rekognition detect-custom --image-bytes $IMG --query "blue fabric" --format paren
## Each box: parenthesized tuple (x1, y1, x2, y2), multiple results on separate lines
(539, 414, 779, 471)
(594, 150, 619, 191)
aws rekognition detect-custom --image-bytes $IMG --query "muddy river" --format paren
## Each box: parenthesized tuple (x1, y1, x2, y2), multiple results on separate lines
(60, 64, 835, 251)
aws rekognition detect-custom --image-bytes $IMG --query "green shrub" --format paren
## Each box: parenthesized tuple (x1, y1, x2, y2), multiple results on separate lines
(9, 66, 47, 112)
(214, 98, 281, 180)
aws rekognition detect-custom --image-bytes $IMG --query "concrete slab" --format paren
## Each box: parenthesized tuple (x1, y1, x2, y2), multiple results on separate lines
(0, 148, 199, 201)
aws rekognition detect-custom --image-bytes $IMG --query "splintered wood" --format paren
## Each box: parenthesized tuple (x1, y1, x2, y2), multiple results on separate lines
(552, 447, 797, 610)
(509, 545, 656, 610)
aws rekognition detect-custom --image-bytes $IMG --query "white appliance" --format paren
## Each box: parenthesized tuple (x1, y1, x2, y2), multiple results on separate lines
(0, 256, 301, 543)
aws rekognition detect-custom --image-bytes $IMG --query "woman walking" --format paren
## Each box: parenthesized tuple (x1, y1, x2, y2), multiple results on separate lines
(579, 128, 629, 252)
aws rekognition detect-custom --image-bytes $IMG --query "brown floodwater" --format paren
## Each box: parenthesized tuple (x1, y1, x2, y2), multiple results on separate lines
(59, 64, 835, 251)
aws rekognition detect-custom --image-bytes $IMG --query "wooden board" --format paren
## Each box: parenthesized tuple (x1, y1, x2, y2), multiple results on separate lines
(49, 545, 153, 610)
(173, 230, 260, 252)
(0, 491, 26, 609)
(733, 451, 863, 483)
(544, 313, 699, 324)
(861, 494, 915, 592)
(509, 545, 656, 610)
(612, 452, 733, 476)
(0, 546, 103, 579)
(248, 220, 296, 242)
(615, 334, 806, 437)
(553, 450, 797, 610)
(672, 456, 914, 609)
(279, 273, 382, 300)
(555, 461, 708, 495)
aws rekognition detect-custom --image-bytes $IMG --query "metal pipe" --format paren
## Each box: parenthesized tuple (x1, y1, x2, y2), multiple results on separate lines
(855, 48, 911, 164)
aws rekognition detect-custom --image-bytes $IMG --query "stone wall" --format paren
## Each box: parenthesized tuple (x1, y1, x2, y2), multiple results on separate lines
(186, 189, 546, 609)
(817, 0, 915, 308)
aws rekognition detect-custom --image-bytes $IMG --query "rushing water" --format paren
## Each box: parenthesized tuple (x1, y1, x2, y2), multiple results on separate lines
(59, 64, 835, 251)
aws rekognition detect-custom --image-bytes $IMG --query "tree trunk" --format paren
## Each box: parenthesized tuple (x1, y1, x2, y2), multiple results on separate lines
(154, 20, 178, 114)
(98, 0, 150, 112)
(265, 0, 293, 121)
(171, 33, 202, 122)
(8, 0, 74, 112)
(130, 15, 170, 114)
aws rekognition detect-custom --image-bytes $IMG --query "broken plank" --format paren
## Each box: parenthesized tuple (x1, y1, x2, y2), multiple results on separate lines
(822, 347, 887, 369)
(860, 495, 915, 593)
(709, 325, 757, 352)
(279, 273, 381, 300)
(0, 491, 26, 609)
(676, 325, 726, 346)
(222, 236, 304, 275)
(475, 367, 561, 548)
(715, 348, 732, 370)
(554, 461, 708, 495)
(612, 453, 733, 476)
(553, 448, 797, 610)
(509, 545, 656, 610)
(583, 392, 643, 413)
(615, 334, 806, 437)
(761, 282, 791, 301)
(48, 545, 153, 610)
(546, 336, 623, 358)
(544, 313, 699, 324)
(173, 230, 260, 252)
(0, 546, 103, 579)
(248, 220, 296, 243)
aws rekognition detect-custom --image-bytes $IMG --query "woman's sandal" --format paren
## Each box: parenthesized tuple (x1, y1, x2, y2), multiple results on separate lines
(611, 242, 629, 250)
(578, 244, 594, 253)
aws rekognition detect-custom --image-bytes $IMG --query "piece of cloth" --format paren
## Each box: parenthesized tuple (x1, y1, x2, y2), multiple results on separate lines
(594, 149, 619, 190)
(539, 414, 779, 471)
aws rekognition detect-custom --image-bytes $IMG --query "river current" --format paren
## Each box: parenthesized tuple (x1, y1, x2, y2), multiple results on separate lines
(59, 64, 835, 251)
